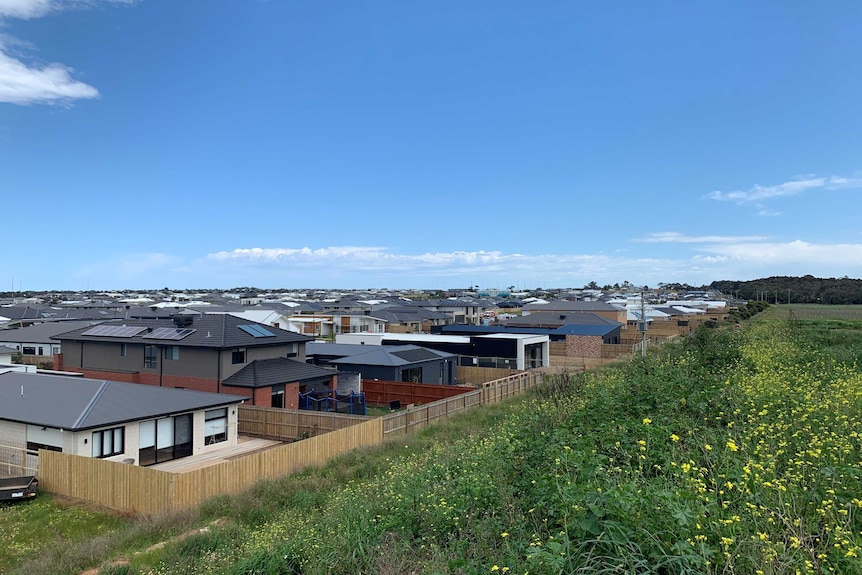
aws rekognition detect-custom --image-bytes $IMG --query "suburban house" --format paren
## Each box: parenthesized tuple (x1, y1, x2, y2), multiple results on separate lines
(521, 300, 627, 324)
(0, 320, 100, 365)
(394, 299, 483, 325)
(307, 342, 458, 385)
(52, 315, 336, 408)
(336, 332, 550, 370)
(366, 307, 453, 333)
(440, 314, 623, 360)
(0, 371, 246, 469)
(0, 346, 16, 365)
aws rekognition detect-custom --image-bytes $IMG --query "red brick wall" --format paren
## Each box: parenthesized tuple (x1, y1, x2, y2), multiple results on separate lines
(564, 335, 603, 358)
(285, 383, 300, 409)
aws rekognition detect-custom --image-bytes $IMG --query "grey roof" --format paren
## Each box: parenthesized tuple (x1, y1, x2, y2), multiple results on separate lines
(370, 308, 450, 322)
(521, 300, 619, 312)
(0, 305, 50, 321)
(0, 372, 246, 431)
(439, 323, 621, 337)
(306, 342, 372, 358)
(0, 321, 103, 344)
(0, 345, 18, 354)
(223, 358, 336, 388)
(52, 315, 311, 349)
(330, 345, 455, 367)
(504, 311, 620, 328)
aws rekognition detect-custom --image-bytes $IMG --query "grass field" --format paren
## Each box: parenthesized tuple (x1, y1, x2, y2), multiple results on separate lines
(759, 303, 862, 321)
(2, 311, 861, 574)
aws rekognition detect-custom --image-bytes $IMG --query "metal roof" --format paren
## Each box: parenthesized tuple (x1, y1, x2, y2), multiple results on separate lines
(0, 372, 246, 431)
(330, 345, 454, 367)
(0, 320, 103, 344)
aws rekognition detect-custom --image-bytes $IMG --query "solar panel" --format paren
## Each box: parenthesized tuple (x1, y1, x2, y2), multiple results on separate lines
(80, 325, 148, 338)
(142, 327, 197, 341)
(238, 324, 275, 337)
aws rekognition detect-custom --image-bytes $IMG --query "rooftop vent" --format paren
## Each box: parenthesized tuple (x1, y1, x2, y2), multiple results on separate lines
(172, 314, 194, 327)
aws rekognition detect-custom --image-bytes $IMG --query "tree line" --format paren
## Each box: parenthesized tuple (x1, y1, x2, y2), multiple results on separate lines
(710, 275, 862, 305)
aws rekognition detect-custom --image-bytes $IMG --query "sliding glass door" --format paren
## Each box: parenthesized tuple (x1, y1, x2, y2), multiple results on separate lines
(139, 414, 193, 466)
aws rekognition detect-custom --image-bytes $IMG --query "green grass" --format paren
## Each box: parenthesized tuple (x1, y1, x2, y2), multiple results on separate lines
(0, 494, 126, 572)
(758, 303, 862, 321)
(5, 317, 862, 574)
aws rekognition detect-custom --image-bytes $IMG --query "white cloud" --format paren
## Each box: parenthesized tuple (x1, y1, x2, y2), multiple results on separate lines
(706, 175, 862, 204)
(0, 46, 99, 104)
(0, 0, 134, 105)
(0, 0, 54, 19)
(636, 232, 769, 244)
(64, 240, 862, 291)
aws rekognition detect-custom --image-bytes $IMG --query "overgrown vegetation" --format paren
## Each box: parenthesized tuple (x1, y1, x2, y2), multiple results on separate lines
(4, 315, 861, 574)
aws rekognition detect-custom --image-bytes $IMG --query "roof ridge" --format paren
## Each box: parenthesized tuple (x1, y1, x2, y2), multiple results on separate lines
(72, 379, 110, 429)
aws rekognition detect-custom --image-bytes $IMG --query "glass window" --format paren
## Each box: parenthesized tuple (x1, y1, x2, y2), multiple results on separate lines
(205, 408, 228, 444)
(92, 427, 124, 458)
(164, 346, 179, 360)
(231, 348, 246, 364)
(120, 343, 127, 357)
(144, 345, 157, 369)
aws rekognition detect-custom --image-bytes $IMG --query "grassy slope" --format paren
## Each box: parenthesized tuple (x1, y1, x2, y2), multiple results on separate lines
(5, 315, 862, 575)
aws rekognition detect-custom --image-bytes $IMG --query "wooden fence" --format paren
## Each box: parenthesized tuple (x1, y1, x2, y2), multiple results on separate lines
(237, 406, 371, 442)
(456, 365, 514, 385)
(362, 379, 476, 407)
(39, 417, 384, 515)
(0, 441, 38, 479)
(38, 371, 544, 514)
(381, 372, 541, 436)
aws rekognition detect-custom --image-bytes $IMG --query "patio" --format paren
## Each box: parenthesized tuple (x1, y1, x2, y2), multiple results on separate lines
(149, 436, 285, 473)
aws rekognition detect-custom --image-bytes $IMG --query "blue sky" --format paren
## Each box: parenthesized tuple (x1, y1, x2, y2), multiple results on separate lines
(2, 1, 861, 291)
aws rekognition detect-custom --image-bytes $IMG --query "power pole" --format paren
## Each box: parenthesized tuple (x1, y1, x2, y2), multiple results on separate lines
(639, 289, 647, 357)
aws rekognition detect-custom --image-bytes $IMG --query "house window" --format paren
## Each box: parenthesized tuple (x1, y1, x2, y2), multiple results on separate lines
(144, 345, 157, 368)
(120, 343, 127, 357)
(92, 427, 124, 458)
(231, 348, 246, 364)
(138, 414, 193, 466)
(22, 346, 36, 355)
(271, 388, 285, 408)
(205, 408, 228, 444)
(38, 346, 44, 355)
(164, 346, 180, 360)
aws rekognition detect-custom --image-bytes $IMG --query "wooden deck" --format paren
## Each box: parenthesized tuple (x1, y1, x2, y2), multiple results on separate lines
(150, 436, 285, 473)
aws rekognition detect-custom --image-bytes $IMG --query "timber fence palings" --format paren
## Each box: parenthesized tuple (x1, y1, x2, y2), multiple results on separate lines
(36, 371, 543, 514)
(237, 406, 372, 442)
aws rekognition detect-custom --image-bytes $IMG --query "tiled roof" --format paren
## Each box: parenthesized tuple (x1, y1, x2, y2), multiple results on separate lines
(52, 315, 311, 349)
(223, 358, 336, 388)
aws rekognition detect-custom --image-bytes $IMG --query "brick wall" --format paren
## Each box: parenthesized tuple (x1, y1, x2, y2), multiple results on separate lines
(564, 335, 603, 358)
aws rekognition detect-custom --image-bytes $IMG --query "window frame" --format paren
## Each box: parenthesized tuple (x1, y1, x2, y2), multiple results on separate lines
(231, 348, 246, 364)
(144, 345, 157, 369)
(204, 408, 228, 444)
(92, 427, 125, 459)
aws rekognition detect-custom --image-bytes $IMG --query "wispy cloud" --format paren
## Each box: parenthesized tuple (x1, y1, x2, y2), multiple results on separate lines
(635, 232, 769, 244)
(0, 1, 133, 105)
(706, 175, 862, 204)
(62, 238, 862, 291)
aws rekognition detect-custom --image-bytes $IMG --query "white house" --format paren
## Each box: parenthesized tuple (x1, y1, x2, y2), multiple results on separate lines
(0, 372, 246, 471)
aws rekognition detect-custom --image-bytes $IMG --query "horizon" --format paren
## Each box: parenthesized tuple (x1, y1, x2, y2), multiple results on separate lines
(3, 1, 861, 291)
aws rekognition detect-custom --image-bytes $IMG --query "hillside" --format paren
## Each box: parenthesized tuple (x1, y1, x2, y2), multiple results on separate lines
(5, 317, 862, 574)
